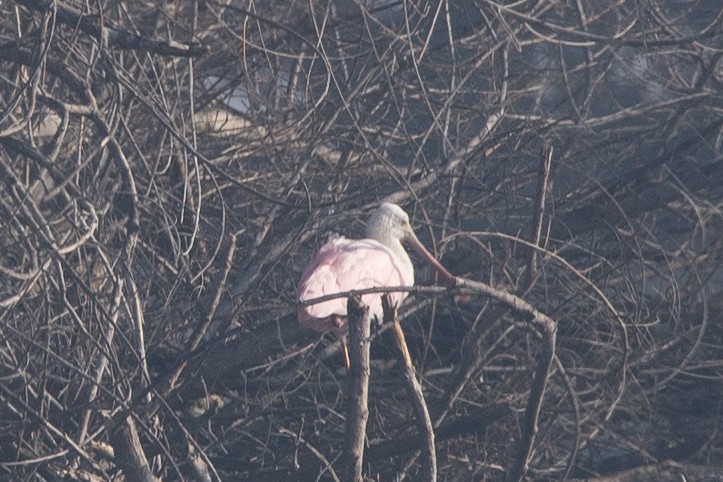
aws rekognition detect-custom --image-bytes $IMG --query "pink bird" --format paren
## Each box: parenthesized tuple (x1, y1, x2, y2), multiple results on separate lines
(297, 203, 455, 367)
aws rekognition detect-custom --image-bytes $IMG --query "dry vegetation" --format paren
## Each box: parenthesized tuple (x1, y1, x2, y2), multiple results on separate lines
(0, 0, 721, 480)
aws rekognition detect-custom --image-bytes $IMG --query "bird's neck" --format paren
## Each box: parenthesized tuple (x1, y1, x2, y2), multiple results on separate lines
(381, 237, 414, 276)
(367, 222, 414, 275)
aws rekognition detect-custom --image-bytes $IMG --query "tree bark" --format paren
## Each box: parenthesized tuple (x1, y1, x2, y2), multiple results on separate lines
(342, 295, 371, 482)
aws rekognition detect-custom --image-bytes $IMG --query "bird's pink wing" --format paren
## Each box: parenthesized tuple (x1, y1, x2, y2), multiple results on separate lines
(298, 238, 413, 333)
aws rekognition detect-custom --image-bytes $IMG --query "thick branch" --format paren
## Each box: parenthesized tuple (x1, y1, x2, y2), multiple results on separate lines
(103, 412, 156, 482)
(342, 295, 371, 482)
(452, 277, 557, 482)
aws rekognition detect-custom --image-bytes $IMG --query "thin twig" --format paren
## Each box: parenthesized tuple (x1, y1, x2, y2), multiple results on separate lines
(523, 143, 552, 291)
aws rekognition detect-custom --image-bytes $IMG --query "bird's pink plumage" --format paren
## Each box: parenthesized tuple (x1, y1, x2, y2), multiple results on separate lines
(297, 237, 413, 335)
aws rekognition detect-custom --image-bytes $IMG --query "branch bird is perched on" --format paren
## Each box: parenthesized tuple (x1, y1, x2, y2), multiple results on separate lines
(297, 203, 455, 367)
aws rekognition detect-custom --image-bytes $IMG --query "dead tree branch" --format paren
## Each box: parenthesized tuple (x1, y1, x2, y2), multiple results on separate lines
(343, 295, 372, 482)
(383, 295, 437, 482)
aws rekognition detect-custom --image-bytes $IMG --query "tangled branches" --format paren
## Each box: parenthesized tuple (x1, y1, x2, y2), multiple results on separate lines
(0, 0, 721, 480)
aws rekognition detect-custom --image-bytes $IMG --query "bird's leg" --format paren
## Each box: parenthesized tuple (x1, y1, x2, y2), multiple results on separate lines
(341, 335, 350, 370)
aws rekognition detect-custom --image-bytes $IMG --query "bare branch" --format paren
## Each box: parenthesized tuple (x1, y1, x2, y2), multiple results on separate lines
(342, 295, 371, 482)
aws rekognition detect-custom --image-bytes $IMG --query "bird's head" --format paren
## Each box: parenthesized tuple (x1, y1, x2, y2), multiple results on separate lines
(366, 202, 456, 287)
(366, 202, 413, 244)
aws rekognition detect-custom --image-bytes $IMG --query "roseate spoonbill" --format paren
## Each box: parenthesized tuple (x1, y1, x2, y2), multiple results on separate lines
(297, 203, 455, 367)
